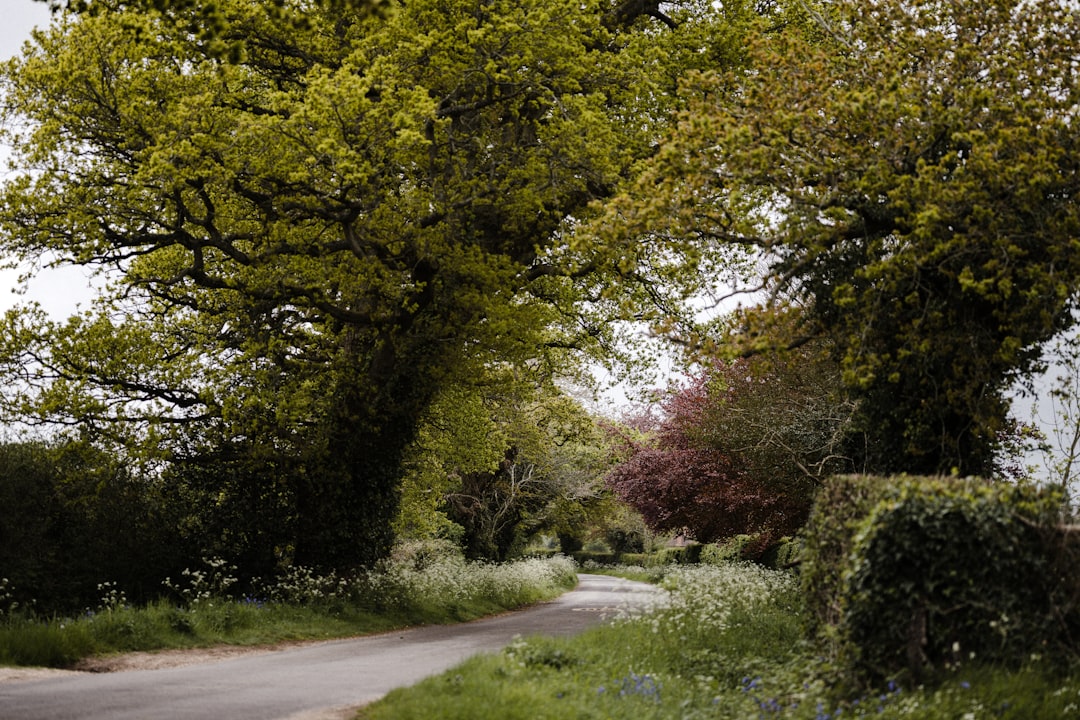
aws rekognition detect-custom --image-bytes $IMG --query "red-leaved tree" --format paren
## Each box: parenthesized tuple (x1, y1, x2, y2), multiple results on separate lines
(605, 349, 853, 543)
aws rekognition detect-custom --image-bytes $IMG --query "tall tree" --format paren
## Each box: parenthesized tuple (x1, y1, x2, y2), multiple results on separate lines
(590, 0, 1080, 476)
(399, 374, 617, 561)
(605, 348, 848, 542)
(35, 0, 389, 56)
(0, 0, 772, 568)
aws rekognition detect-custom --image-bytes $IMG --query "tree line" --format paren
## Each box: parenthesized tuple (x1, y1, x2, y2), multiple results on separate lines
(2, 0, 1079, 599)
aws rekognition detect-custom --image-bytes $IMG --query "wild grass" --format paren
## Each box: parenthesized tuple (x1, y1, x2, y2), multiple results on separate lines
(359, 562, 1080, 720)
(0, 554, 576, 668)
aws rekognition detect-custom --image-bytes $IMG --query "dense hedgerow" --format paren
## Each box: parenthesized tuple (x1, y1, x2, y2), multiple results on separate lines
(801, 474, 1079, 687)
(573, 533, 800, 571)
(842, 479, 1076, 684)
(800, 475, 897, 641)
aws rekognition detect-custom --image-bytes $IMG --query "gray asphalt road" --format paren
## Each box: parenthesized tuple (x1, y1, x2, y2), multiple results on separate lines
(0, 574, 662, 720)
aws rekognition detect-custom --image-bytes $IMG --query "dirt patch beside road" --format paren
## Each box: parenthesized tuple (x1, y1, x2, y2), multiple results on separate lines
(1, 639, 318, 683)
(0, 667, 85, 683)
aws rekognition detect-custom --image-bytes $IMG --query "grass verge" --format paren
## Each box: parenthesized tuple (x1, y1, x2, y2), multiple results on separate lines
(0, 555, 577, 668)
(359, 563, 1080, 719)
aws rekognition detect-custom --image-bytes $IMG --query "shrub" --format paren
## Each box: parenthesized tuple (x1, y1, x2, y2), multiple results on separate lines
(0, 440, 190, 612)
(800, 474, 897, 641)
(700, 535, 765, 565)
(840, 478, 1075, 685)
(391, 538, 463, 570)
(759, 536, 802, 570)
(697, 534, 801, 569)
(649, 545, 703, 565)
(571, 551, 618, 566)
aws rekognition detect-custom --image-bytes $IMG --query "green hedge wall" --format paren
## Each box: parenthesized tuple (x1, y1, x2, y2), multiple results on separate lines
(801, 475, 897, 640)
(802, 474, 1080, 686)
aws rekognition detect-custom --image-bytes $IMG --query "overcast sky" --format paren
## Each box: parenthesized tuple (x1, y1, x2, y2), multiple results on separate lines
(0, 0, 100, 317)
(1, 1, 52, 59)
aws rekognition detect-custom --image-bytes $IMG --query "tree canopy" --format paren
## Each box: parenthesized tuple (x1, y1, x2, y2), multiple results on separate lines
(591, 0, 1080, 476)
(36, 0, 390, 60)
(606, 347, 848, 543)
(0, 0, 779, 568)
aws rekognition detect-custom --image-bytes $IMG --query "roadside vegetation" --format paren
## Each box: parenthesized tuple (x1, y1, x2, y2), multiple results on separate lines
(3, 1, 1080, 718)
(0, 552, 576, 669)
(360, 562, 1080, 720)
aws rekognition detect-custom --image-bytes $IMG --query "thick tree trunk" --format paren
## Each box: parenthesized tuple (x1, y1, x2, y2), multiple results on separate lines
(292, 338, 437, 570)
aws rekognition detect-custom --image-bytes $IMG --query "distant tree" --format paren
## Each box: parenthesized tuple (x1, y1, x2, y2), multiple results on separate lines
(606, 398, 757, 543)
(606, 348, 850, 542)
(590, 0, 1080, 476)
(420, 385, 615, 561)
(395, 385, 507, 544)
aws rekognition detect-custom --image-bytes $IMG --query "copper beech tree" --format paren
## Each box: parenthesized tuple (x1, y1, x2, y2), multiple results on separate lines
(606, 349, 852, 544)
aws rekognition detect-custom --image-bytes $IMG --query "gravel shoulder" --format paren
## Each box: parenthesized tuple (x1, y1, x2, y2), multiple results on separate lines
(1, 638, 328, 683)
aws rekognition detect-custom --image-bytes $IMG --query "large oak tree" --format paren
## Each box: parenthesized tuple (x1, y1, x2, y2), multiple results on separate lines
(592, 0, 1080, 476)
(0, 0, 775, 568)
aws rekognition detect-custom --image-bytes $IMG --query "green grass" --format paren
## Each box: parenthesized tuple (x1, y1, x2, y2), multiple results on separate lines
(0, 555, 577, 668)
(359, 563, 1080, 720)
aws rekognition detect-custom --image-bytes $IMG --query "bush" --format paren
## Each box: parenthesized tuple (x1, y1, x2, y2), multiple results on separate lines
(649, 544, 704, 565)
(700, 534, 802, 569)
(700, 535, 761, 565)
(0, 440, 190, 612)
(840, 478, 1074, 685)
(571, 551, 618, 566)
(617, 552, 651, 566)
(759, 536, 802, 570)
(800, 474, 897, 641)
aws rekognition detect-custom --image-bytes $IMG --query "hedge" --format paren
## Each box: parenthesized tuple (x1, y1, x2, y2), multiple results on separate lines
(800, 475, 897, 641)
(802, 474, 1080, 686)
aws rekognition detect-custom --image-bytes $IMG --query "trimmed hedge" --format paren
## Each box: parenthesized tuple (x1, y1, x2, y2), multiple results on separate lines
(638, 538, 802, 569)
(574, 546, 702, 567)
(573, 536, 801, 570)
(802, 475, 1080, 686)
(760, 536, 802, 569)
(700, 534, 803, 568)
(700, 535, 756, 565)
(570, 551, 619, 566)
(801, 475, 896, 640)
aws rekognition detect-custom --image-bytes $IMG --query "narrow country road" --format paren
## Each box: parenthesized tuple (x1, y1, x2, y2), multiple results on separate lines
(0, 574, 662, 720)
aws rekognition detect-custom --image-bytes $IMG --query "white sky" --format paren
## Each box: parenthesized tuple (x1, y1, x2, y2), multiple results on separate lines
(0, 1, 52, 56)
(0, 0, 98, 318)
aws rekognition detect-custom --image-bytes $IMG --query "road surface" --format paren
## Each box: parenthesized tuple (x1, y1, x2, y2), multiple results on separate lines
(0, 574, 661, 720)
